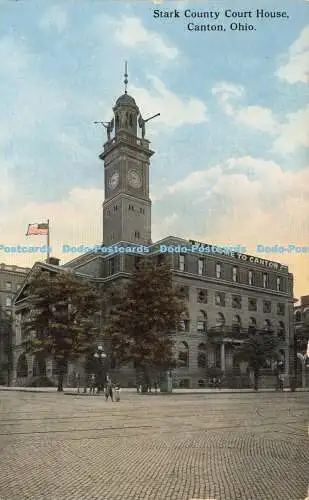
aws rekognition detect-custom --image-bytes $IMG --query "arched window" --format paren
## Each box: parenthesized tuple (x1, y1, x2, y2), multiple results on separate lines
(295, 310, 301, 323)
(248, 317, 257, 334)
(178, 341, 189, 368)
(32, 353, 46, 377)
(197, 310, 207, 332)
(129, 114, 133, 127)
(232, 315, 241, 333)
(216, 312, 225, 329)
(17, 354, 28, 378)
(277, 321, 285, 340)
(197, 343, 207, 368)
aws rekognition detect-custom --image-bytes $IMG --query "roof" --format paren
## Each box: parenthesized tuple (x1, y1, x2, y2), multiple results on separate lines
(115, 93, 137, 107)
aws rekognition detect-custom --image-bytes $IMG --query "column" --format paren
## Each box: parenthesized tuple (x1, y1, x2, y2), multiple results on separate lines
(220, 343, 225, 372)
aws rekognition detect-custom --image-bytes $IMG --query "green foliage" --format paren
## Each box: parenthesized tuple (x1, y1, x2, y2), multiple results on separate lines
(104, 261, 186, 373)
(22, 270, 101, 363)
(234, 331, 284, 372)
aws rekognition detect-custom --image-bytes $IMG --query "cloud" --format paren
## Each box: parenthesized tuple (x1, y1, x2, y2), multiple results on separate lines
(276, 25, 309, 84)
(110, 16, 179, 60)
(212, 82, 244, 115)
(273, 104, 309, 154)
(153, 156, 309, 297)
(131, 76, 208, 128)
(39, 6, 68, 33)
(0, 187, 103, 266)
(236, 106, 278, 133)
(212, 82, 277, 133)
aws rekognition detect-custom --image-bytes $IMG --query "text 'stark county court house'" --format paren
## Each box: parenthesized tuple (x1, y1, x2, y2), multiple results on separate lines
(12, 77, 294, 389)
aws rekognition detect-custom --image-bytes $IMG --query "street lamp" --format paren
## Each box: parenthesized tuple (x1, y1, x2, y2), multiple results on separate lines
(94, 345, 107, 394)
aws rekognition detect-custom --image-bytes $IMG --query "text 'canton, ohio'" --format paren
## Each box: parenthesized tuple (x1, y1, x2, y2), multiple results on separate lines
(153, 9, 289, 32)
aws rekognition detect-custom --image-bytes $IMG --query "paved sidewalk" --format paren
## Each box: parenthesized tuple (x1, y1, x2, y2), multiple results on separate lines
(0, 390, 308, 499)
(1, 385, 308, 394)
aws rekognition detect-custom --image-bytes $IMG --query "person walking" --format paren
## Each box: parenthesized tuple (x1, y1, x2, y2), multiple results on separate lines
(89, 374, 96, 395)
(105, 379, 114, 401)
(115, 382, 121, 402)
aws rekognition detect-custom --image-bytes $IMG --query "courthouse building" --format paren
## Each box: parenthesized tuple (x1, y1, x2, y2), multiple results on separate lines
(12, 77, 295, 388)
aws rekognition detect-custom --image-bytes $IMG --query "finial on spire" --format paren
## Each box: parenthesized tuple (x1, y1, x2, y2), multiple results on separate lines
(124, 61, 128, 94)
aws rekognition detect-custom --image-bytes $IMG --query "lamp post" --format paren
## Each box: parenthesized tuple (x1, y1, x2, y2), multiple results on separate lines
(94, 345, 107, 394)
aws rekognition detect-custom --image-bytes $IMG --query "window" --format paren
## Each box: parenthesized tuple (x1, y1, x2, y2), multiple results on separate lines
(216, 312, 225, 328)
(5, 282, 12, 290)
(232, 266, 238, 283)
(276, 303, 285, 316)
(114, 205, 118, 212)
(232, 315, 241, 333)
(276, 277, 281, 291)
(198, 258, 205, 275)
(107, 209, 111, 216)
(295, 311, 301, 323)
(262, 273, 268, 288)
(179, 286, 189, 300)
(248, 298, 257, 311)
(277, 321, 285, 340)
(6, 297, 12, 307)
(197, 289, 207, 304)
(139, 207, 144, 214)
(157, 254, 165, 265)
(109, 258, 115, 275)
(263, 301, 271, 314)
(248, 317, 257, 334)
(197, 343, 207, 368)
(232, 295, 241, 309)
(248, 270, 254, 285)
(197, 310, 207, 332)
(134, 231, 140, 239)
(179, 255, 185, 272)
(215, 292, 225, 306)
(135, 257, 141, 269)
(179, 319, 190, 332)
(178, 341, 189, 367)
(264, 319, 272, 332)
(216, 263, 222, 278)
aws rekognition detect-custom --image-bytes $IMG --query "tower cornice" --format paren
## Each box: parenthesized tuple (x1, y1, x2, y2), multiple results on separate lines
(99, 132, 154, 161)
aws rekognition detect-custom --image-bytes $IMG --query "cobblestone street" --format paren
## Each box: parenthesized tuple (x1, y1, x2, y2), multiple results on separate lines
(0, 391, 308, 500)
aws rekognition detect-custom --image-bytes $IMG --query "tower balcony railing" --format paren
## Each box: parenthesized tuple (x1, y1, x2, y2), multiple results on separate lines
(104, 132, 150, 151)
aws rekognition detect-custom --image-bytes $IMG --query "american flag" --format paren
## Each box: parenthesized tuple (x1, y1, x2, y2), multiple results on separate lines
(26, 223, 49, 236)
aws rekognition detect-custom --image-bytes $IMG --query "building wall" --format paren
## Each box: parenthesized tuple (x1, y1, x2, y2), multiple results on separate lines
(0, 263, 30, 385)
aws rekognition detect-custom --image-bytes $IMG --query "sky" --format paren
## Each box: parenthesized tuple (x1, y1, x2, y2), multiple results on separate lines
(0, 0, 308, 300)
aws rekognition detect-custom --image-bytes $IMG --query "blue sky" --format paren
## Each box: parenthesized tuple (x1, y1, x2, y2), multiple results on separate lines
(0, 0, 308, 298)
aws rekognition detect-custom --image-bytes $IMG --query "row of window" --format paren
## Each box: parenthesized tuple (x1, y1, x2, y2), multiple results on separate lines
(179, 313, 286, 336)
(180, 255, 284, 291)
(0, 282, 22, 292)
(180, 287, 286, 315)
(106, 205, 145, 216)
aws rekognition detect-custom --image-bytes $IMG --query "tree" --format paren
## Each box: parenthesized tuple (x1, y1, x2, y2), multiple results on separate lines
(0, 308, 13, 386)
(103, 261, 186, 390)
(234, 331, 284, 391)
(22, 269, 100, 391)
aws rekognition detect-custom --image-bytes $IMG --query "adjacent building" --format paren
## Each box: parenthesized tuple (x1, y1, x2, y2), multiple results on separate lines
(12, 76, 295, 388)
(0, 263, 30, 384)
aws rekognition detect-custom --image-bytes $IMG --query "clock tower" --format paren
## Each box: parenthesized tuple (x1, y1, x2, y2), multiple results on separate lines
(99, 67, 155, 246)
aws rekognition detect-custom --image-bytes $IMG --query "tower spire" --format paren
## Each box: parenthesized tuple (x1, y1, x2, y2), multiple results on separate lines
(124, 61, 128, 94)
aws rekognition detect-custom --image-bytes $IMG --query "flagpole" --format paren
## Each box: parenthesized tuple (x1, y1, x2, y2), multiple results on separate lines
(47, 219, 50, 262)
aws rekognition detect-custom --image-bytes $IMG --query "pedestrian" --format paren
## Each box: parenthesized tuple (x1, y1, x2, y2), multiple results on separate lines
(105, 379, 113, 401)
(154, 380, 158, 395)
(89, 374, 96, 395)
(115, 382, 121, 402)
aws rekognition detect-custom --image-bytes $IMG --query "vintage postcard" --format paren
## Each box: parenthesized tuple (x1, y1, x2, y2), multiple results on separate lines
(0, 0, 308, 499)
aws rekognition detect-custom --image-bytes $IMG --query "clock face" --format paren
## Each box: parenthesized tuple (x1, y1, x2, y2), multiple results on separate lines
(108, 171, 119, 190)
(128, 169, 142, 189)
